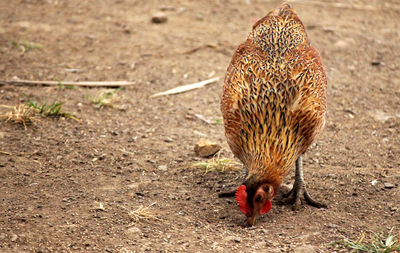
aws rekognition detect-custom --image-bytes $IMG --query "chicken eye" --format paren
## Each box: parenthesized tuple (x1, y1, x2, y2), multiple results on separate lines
(255, 195, 262, 202)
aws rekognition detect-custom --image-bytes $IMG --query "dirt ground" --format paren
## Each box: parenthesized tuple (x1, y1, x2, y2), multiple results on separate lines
(0, 0, 399, 252)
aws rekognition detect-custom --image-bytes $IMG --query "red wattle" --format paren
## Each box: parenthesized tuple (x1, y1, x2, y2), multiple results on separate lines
(259, 199, 272, 214)
(236, 185, 251, 216)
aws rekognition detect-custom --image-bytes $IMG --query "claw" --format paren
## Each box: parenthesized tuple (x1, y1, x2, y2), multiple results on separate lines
(281, 155, 327, 210)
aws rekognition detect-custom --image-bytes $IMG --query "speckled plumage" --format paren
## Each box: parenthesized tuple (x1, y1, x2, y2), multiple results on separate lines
(221, 3, 327, 192)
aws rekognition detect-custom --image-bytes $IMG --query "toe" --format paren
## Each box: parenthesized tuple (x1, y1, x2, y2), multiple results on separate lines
(304, 189, 327, 208)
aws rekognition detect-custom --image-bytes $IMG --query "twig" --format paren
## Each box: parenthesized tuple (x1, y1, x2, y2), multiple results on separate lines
(182, 44, 218, 54)
(357, 231, 366, 244)
(193, 130, 207, 137)
(0, 151, 11, 155)
(0, 80, 137, 87)
(119, 148, 135, 155)
(191, 113, 213, 124)
(150, 77, 220, 98)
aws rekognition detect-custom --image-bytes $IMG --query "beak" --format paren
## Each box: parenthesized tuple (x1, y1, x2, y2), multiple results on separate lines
(247, 213, 258, 226)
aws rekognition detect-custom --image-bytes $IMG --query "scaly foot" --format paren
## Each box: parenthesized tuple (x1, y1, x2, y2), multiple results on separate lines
(282, 155, 326, 210)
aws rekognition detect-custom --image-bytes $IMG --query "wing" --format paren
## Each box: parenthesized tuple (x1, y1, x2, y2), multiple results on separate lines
(287, 41, 327, 154)
(221, 42, 254, 163)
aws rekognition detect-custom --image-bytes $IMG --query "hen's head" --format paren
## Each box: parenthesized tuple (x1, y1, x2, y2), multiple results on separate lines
(236, 183, 275, 226)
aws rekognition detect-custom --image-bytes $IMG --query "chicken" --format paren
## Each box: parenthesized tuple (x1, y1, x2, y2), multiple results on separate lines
(220, 2, 327, 226)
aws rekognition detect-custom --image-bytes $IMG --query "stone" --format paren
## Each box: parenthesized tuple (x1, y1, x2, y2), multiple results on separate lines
(125, 227, 141, 238)
(157, 165, 167, 171)
(194, 138, 221, 157)
(10, 233, 18, 242)
(294, 245, 317, 253)
(370, 111, 393, 122)
(164, 137, 173, 143)
(127, 227, 141, 234)
(224, 235, 241, 243)
(384, 182, 395, 189)
(151, 13, 167, 24)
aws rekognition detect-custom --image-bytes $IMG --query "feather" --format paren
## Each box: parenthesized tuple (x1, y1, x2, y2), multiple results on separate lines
(222, 3, 327, 224)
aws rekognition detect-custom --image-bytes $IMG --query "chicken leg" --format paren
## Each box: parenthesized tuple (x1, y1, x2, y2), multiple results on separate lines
(282, 155, 327, 210)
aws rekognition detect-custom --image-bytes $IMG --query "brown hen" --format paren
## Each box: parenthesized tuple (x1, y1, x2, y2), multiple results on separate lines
(220, 3, 327, 226)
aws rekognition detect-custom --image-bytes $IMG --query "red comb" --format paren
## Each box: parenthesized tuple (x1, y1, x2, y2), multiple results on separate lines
(260, 200, 272, 215)
(236, 185, 251, 216)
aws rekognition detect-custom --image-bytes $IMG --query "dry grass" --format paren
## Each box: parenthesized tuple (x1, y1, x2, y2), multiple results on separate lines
(192, 152, 241, 173)
(11, 40, 42, 53)
(331, 228, 400, 253)
(0, 100, 79, 129)
(89, 89, 121, 109)
(0, 104, 37, 129)
(128, 203, 160, 223)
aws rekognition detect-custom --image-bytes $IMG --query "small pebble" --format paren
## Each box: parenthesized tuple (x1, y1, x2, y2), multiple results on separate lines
(164, 137, 173, 143)
(224, 236, 241, 243)
(371, 61, 384, 66)
(384, 182, 395, 189)
(294, 245, 316, 253)
(126, 227, 141, 235)
(158, 165, 167, 171)
(327, 224, 338, 228)
(151, 13, 167, 24)
(10, 234, 18, 242)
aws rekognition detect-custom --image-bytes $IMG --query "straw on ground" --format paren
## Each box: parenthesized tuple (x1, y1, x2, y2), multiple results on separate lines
(128, 203, 160, 223)
(89, 89, 121, 109)
(331, 228, 400, 253)
(192, 152, 241, 173)
(0, 104, 37, 129)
